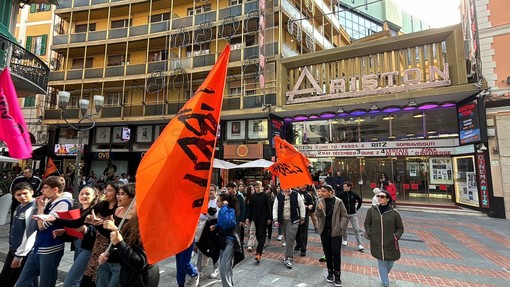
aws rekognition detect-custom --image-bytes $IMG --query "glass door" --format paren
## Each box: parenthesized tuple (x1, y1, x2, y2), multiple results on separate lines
(453, 155, 479, 207)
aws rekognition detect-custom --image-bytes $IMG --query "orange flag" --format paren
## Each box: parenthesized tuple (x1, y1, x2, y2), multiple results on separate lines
(43, 158, 58, 179)
(267, 153, 313, 189)
(274, 136, 310, 166)
(136, 45, 230, 264)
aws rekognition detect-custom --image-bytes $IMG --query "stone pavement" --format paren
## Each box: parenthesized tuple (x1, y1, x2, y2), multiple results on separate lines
(1, 206, 510, 287)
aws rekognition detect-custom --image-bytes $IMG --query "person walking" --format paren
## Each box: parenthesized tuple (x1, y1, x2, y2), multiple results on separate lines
(0, 183, 38, 287)
(195, 185, 220, 279)
(226, 182, 246, 246)
(213, 193, 238, 287)
(9, 167, 42, 226)
(315, 184, 348, 287)
(245, 181, 271, 263)
(272, 187, 305, 269)
(109, 199, 160, 287)
(295, 185, 315, 257)
(15, 176, 73, 287)
(364, 190, 404, 287)
(338, 181, 364, 251)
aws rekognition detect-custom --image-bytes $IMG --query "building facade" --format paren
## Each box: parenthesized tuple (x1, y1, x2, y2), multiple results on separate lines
(0, 0, 51, 173)
(39, 0, 502, 215)
(478, 0, 510, 219)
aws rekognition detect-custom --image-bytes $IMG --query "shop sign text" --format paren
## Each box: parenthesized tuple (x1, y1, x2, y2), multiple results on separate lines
(286, 65, 451, 104)
(476, 153, 490, 208)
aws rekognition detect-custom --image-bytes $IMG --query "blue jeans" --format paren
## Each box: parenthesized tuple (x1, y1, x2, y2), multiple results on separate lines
(219, 237, 234, 287)
(64, 243, 91, 287)
(377, 259, 395, 286)
(95, 262, 121, 287)
(175, 243, 198, 286)
(15, 250, 64, 287)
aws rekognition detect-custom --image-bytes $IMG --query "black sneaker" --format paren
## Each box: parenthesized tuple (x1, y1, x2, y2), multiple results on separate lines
(294, 245, 300, 251)
(319, 255, 326, 262)
(300, 251, 306, 257)
(334, 274, 342, 286)
(326, 273, 334, 283)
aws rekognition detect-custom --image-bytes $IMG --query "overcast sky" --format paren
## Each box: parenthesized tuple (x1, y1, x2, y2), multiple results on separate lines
(392, 0, 461, 28)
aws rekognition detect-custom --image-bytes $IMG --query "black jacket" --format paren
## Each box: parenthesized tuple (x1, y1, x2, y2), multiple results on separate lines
(338, 191, 362, 215)
(112, 241, 160, 287)
(247, 192, 271, 221)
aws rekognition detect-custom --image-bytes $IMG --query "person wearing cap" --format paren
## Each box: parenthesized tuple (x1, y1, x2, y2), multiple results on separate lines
(364, 190, 404, 287)
(315, 184, 348, 287)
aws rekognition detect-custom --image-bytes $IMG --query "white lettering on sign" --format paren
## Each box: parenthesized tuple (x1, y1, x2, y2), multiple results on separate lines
(286, 65, 451, 104)
(295, 139, 458, 152)
(302, 148, 454, 158)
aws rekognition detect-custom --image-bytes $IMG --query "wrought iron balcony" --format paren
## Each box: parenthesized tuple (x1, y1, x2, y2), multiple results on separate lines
(0, 34, 49, 95)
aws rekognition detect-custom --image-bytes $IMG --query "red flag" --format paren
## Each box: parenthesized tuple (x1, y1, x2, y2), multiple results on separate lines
(267, 153, 313, 189)
(0, 68, 32, 159)
(274, 136, 309, 166)
(43, 158, 58, 179)
(136, 45, 230, 264)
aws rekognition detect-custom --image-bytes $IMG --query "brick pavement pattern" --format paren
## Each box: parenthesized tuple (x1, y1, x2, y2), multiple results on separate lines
(1, 206, 509, 286)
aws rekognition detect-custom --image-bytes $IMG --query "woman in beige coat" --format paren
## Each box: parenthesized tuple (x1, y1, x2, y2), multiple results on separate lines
(316, 184, 348, 287)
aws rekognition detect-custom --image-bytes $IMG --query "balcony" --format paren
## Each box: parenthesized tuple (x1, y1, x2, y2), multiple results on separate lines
(0, 34, 49, 96)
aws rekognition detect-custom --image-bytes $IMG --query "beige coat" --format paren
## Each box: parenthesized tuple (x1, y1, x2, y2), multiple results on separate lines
(316, 196, 349, 237)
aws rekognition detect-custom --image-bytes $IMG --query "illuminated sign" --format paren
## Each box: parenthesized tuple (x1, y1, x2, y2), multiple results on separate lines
(54, 144, 84, 156)
(286, 65, 451, 104)
(458, 100, 481, 144)
(476, 153, 490, 208)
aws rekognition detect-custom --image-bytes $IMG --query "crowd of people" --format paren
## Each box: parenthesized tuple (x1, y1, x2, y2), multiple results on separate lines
(0, 170, 404, 287)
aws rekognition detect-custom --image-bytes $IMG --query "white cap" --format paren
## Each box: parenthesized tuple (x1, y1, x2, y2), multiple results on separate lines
(372, 187, 381, 195)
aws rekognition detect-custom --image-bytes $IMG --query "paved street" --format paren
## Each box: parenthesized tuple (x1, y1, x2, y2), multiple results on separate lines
(1, 206, 510, 287)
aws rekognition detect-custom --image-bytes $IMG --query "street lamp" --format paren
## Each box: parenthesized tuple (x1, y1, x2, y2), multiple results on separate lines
(58, 91, 104, 200)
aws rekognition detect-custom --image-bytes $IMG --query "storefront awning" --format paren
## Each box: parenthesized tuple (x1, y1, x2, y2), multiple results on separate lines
(1, 145, 44, 152)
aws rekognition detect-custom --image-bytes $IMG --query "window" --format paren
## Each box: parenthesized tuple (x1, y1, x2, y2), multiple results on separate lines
(72, 58, 93, 69)
(23, 96, 36, 108)
(230, 0, 242, 5)
(186, 43, 210, 57)
(107, 54, 130, 66)
(111, 19, 131, 29)
(187, 4, 211, 16)
(75, 23, 96, 33)
(105, 93, 123, 106)
(69, 95, 79, 108)
(30, 4, 50, 13)
(149, 50, 168, 62)
(25, 35, 47, 56)
(149, 13, 170, 23)
(230, 35, 255, 50)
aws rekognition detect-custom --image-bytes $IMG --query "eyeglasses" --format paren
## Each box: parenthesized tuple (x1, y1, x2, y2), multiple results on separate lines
(376, 195, 387, 198)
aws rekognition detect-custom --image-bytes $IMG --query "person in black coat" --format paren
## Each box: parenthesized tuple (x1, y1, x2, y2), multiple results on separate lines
(245, 181, 271, 263)
(109, 200, 159, 287)
(295, 185, 316, 256)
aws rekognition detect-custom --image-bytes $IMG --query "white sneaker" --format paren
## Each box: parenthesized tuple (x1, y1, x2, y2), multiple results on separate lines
(277, 235, 283, 241)
(282, 242, 286, 247)
(247, 246, 253, 252)
(358, 244, 365, 251)
(189, 273, 199, 287)
(209, 268, 219, 279)
(342, 240, 348, 246)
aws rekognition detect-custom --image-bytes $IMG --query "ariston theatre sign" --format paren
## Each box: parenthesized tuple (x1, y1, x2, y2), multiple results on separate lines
(286, 65, 451, 104)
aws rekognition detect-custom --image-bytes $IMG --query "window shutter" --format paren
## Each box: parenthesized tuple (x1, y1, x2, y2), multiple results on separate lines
(40, 34, 48, 55)
(26, 36, 33, 52)
(30, 4, 36, 13)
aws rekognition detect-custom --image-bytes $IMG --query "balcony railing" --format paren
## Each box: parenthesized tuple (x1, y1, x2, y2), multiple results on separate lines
(0, 34, 49, 94)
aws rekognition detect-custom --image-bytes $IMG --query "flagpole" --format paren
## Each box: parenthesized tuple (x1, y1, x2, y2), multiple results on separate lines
(104, 195, 136, 253)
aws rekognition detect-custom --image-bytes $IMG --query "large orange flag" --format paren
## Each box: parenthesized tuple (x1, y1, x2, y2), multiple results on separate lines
(43, 158, 58, 179)
(136, 45, 230, 264)
(274, 136, 309, 166)
(267, 153, 313, 189)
